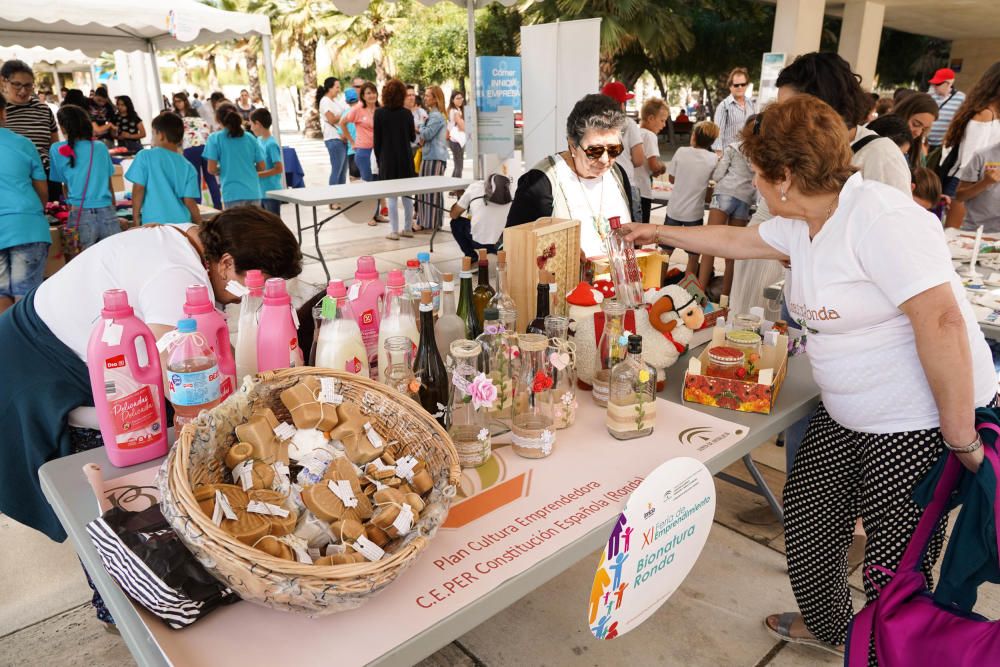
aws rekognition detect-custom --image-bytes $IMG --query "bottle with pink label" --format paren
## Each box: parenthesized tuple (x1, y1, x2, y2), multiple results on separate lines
(86, 289, 168, 467)
(183, 284, 236, 400)
(350, 256, 385, 381)
(314, 279, 369, 376)
(257, 277, 303, 372)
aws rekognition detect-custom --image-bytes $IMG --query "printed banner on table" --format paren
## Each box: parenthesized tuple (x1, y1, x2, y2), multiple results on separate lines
(113, 398, 746, 666)
(588, 457, 715, 640)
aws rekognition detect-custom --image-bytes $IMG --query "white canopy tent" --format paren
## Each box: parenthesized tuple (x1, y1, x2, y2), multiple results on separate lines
(336, 0, 525, 179)
(0, 0, 282, 142)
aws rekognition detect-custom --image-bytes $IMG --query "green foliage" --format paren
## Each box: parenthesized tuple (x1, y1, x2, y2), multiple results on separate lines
(391, 4, 469, 86)
(876, 29, 950, 88)
(476, 5, 522, 57)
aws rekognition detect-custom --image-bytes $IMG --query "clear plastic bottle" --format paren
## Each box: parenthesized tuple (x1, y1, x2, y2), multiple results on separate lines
(404, 258, 424, 322)
(417, 251, 442, 314)
(449, 339, 491, 468)
(593, 299, 627, 407)
(604, 216, 643, 309)
(435, 272, 466, 363)
(488, 250, 517, 328)
(607, 334, 656, 440)
(314, 279, 369, 376)
(234, 269, 264, 382)
(378, 269, 420, 380)
(166, 318, 222, 431)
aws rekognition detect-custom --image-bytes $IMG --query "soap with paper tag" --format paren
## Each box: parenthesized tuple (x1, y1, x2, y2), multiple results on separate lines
(280, 377, 340, 431)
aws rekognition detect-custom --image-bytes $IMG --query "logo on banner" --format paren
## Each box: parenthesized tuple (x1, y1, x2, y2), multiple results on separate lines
(677, 425, 742, 452)
(588, 457, 715, 640)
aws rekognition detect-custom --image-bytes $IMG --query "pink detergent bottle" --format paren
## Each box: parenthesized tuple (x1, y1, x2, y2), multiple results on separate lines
(351, 256, 385, 380)
(86, 289, 168, 467)
(183, 284, 236, 400)
(257, 277, 303, 372)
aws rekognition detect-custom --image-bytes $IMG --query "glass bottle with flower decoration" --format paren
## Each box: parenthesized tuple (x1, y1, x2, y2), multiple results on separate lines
(593, 299, 628, 407)
(476, 307, 515, 434)
(448, 340, 494, 468)
(607, 334, 656, 440)
(382, 335, 420, 401)
(511, 333, 555, 458)
(545, 315, 577, 429)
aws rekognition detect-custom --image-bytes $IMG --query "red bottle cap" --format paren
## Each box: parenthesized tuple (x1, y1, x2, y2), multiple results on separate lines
(406, 259, 420, 268)
(609, 216, 622, 230)
(327, 279, 347, 298)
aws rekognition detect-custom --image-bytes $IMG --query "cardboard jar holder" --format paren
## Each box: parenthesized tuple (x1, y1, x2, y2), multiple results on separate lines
(682, 330, 789, 415)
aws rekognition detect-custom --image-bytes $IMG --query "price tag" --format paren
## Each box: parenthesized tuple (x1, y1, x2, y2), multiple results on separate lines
(392, 503, 414, 535)
(273, 421, 297, 441)
(247, 500, 291, 518)
(363, 422, 384, 449)
(232, 459, 255, 491)
(351, 535, 385, 562)
(155, 329, 183, 353)
(211, 490, 238, 526)
(365, 475, 389, 491)
(319, 377, 344, 404)
(226, 280, 249, 298)
(348, 282, 361, 301)
(394, 455, 418, 483)
(327, 479, 359, 508)
(101, 320, 123, 346)
(279, 535, 313, 564)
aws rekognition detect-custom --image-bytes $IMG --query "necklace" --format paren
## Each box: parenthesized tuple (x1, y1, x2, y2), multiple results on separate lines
(568, 154, 607, 240)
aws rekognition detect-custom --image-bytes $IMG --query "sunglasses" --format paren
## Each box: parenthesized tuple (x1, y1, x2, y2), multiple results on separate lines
(731, 82, 748, 88)
(579, 143, 624, 160)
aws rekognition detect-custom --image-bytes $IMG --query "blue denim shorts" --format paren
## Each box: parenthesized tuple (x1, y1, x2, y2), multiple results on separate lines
(710, 193, 752, 219)
(665, 216, 703, 227)
(72, 206, 121, 250)
(0, 242, 49, 299)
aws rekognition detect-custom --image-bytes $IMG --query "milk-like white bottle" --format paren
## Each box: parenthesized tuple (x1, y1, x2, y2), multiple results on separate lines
(377, 269, 419, 380)
(234, 269, 265, 381)
(314, 279, 369, 376)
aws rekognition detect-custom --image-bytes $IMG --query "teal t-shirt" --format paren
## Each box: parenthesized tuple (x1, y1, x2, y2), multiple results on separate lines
(203, 130, 264, 202)
(0, 128, 50, 251)
(258, 135, 283, 197)
(49, 139, 115, 208)
(125, 147, 200, 224)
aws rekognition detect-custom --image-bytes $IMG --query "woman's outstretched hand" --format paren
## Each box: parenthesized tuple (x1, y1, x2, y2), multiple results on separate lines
(622, 223, 660, 245)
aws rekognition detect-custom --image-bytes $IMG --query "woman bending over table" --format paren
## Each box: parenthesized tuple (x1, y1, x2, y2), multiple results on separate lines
(623, 94, 997, 661)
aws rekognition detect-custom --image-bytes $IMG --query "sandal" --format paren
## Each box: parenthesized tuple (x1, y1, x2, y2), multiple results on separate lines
(367, 220, 378, 226)
(764, 613, 844, 656)
(400, 230, 414, 238)
(373, 214, 389, 223)
(386, 232, 400, 240)
(412, 224, 423, 232)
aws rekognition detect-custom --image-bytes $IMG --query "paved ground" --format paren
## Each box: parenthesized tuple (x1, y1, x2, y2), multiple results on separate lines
(3, 133, 996, 666)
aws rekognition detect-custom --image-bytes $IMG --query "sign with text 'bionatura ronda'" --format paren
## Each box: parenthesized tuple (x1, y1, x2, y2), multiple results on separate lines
(588, 457, 715, 640)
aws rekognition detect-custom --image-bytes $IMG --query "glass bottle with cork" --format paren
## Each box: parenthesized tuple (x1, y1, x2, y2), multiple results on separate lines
(456, 256, 482, 339)
(448, 339, 493, 468)
(604, 216, 643, 309)
(526, 269, 552, 334)
(472, 248, 496, 325)
(488, 249, 517, 328)
(592, 299, 627, 407)
(435, 271, 466, 362)
(511, 333, 555, 459)
(413, 289, 450, 427)
(545, 315, 577, 429)
(606, 334, 656, 440)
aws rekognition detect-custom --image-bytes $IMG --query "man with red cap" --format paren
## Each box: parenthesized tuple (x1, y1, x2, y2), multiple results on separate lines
(927, 67, 965, 151)
(600, 81, 644, 221)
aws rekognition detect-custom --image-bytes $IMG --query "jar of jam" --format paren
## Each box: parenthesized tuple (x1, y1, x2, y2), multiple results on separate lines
(705, 346, 745, 380)
(733, 313, 762, 333)
(725, 329, 763, 378)
(772, 320, 789, 335)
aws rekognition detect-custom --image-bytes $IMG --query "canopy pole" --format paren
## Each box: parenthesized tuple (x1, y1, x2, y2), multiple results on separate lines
(147, 41, 164, 113)
(261, 33, 285, 188)
(51, 66, 62, 97)
(467, 1, 479, 180)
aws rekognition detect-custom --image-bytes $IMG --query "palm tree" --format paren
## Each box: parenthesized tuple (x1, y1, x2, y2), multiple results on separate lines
(209, 0, 271, 102)
(174, 43, 221, 92)
(525, 0, 693, 86)
(267, 0, 343, 137)
(331, 0, 413, 88)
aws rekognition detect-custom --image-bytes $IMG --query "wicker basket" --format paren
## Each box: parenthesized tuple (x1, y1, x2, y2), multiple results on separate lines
(157, 368, 460, 616)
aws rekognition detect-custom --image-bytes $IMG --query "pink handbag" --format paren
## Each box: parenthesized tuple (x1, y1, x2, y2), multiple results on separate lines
(846, 441, 1000, 666)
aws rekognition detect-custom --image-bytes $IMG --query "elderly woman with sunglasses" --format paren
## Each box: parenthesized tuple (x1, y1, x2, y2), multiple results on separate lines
(624, 95, 997, 660)
(506, 94, 635, 258)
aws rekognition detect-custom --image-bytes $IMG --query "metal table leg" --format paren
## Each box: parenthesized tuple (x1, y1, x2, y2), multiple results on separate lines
(716, 454, 783, 523)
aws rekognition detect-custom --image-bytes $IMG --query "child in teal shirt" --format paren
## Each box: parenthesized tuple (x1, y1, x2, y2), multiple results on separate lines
(49, 105, 120, 251)
(0, 93, 50, 310)
(203, 103, 264, 209)
(125, 112, 202, 225)
(250, 108, 285, 216)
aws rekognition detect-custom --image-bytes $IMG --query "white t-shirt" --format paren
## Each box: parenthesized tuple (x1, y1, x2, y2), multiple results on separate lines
(614, 117, 643, 183)
(758, 173, 996, 433)
(635, 127, 660, 199)
(458, 181, 510, 245)
(319, 95, 346, 142)
(851, 125, 911, 195)
(666, 147, 717, 222)
(553, 155, 632, 258)
(35, 224, 210, 361)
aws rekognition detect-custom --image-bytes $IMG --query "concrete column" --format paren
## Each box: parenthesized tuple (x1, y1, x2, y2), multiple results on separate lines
(771, 0, 826, 61)
(838, 1, 885, 89)
(949, 38, 1000, 91)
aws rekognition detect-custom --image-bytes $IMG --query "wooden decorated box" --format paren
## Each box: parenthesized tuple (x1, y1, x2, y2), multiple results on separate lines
(682, 328, 788, 415)
(504, 217, 581, 332)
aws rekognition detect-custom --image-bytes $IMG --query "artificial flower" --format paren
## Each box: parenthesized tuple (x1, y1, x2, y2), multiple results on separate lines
(468, 373, 498, 410)
(532, 371, 554, 393)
